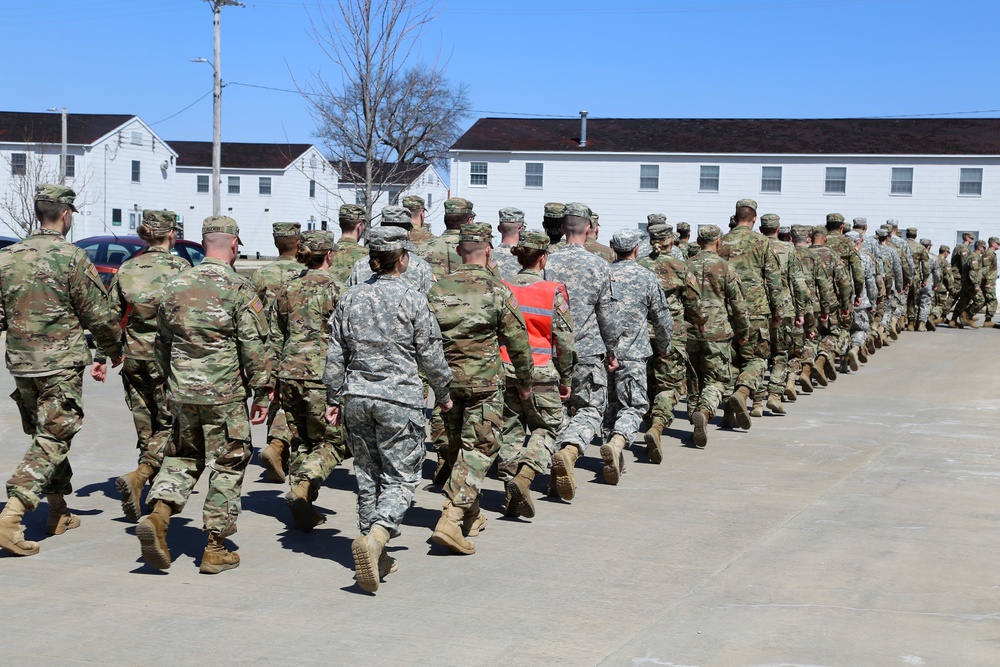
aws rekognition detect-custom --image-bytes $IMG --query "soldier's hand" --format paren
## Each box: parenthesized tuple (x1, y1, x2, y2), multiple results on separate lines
(558, 385, 571, 401)
(438, 399, 454, 413)
(324, 405, 341, 425)
(840, 309, 850, 320)
(606, 355, 620, 373)
(854, 296, 862, 307)
(90, 362, 107, 382)
(794, 315, 804, 327)
(111, 355, 124, 368)
(250, 402, 269, 425)
(808, 331, 816, 340)
(518, 385, 533, 401)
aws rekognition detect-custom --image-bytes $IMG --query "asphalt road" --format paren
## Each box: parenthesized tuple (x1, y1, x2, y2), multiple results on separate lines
(0, 325, 998, 666)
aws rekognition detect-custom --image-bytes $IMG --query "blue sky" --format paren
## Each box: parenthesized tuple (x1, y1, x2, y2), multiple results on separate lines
(3, 0, 995, 148)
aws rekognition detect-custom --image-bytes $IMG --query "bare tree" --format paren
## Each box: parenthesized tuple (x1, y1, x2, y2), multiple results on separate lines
(301, 0, 470, 221)
(0, 144, 97, 238)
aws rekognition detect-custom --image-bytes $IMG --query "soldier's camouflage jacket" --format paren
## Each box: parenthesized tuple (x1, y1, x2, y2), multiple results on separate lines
(610, 259, 673, 361)
(826, 230, 864, 299)
(811, 244, 854, 315)
(543, 244, 622, 359)
(251, 257, 304, 308)
(584, 240, 615, 264)
(329, 237, 369, 286)
(638, 251, 704, 348)
(718, 226, 786, 318)
(794, 245, 836, 328)
(272, 267, 342, 381)
(686, 249, 749, 342)
(768, 237, 807, 319)
(347, 250, 435, 294)
(493, 242, 521, 281)
(417, 229, 502, 281)
(891, 235, 915, 284)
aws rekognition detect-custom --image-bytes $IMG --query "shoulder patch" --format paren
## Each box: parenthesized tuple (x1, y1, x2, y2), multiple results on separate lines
(90, 264, 99, 278)
(251, 297, 265, 313)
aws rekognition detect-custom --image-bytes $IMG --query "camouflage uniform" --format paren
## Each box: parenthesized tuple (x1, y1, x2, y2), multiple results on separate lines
(348, 247, 435, 293)
(760, 215, 806, 403)
(932, 248, 955, 321)
(403, 194, 436, 247)
(792, 228, 835, 374)
(982, 240, 998, 321)
(329, 237, 369, 285)
(811, 240, 853, 363)
(955, 249, 986, 322)
(584, 240, 615, 263)
(494, 243, 521, 280)
(848, 234, 879, 356)
(905, 232, 932, 325)
(1, 220, 123, 512)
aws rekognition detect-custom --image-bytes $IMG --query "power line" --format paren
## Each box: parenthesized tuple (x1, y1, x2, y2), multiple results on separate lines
(863, 109, 1000, 119)
(148, 90, 214, 126)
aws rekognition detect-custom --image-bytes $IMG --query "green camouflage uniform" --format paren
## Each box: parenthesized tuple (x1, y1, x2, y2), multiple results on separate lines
(905, 237, 930, 324)
(955, 250, 986, 318)
(0, 228, 123, 510)
(811, 244, 853, 358)
(765, 235, 806, 397)
(584, 240, 615, 263)
(110, 246, 190, 471)
(427, 263, 533, 509)
(329, 237, 369, 285)
(409, 225, 435, 246)
(932, 253, 955, 320)
(982, 246, 997, 320)
(150, 257, 272, 536)
(794, 240, 836, 368)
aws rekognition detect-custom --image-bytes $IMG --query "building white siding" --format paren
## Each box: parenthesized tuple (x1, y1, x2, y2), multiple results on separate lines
(336, 164, 449, 232)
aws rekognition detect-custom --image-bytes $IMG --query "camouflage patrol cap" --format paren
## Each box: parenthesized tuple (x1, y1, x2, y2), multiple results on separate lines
(886, 218, 900, 228)
(647, 213, 667, 225)
(676, 221, 691, 233)
(975, 239, 987, 249)
(499, 207, 525, 224)
(611, 229, 643, 253)
(564, 202, 591, 219)
(459, 222, 493, 244)
(543, 202, 566, 219)
(961, 231, 976, 240)
(35, 183, 78, 212)
(919, 238, 932, 246)
(875, 228, 890, 240)
(202, 215, 242, 243)
(939, 245, 950, 253)
(791, 225, 811, 241)
(826, 213, 845, 225)
(736, 198, 757, 211)
(812, 226, 827, 238)
(990, 237, 1000, 245)
(380, 206, 412, 228)
(367, 226, 408, 252)
(301, 230, 334, 252)
(590, 211, 599, 225)
(272, 222, 301, 237)
(778, 225, 791, 236)
(339, 204, 366, 221)
(759, 213, 780, 230)
(852, 217, 868, 229)
(845, 231, 861, 242)
(444, 197, 474, 215)
(698, 225, 722, 242)
(905, 227, 918, 238)
(647, 223, 671, 241)
(142, 209, 178, 230)
(401, 195, 425, 212)
(518, 230, 549, 251)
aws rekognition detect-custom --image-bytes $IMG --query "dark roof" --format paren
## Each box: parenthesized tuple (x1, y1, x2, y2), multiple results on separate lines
(451, 118, 1000, 156)
(169, 141, 314, 169)
(0, 111, 136, 145)
(335, 160, 430, 185)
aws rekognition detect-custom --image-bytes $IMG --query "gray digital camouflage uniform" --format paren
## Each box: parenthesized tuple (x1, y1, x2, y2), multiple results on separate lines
(348, 250, 435, 294)
(493, 242, 521, 281)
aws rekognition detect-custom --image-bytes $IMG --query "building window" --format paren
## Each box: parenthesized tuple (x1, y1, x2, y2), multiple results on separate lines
(639, 164, 659, 191)
(112, 208, 122, 225)
(355, 189, 367, 206)
(64, 155, 76, 178)
(470, 162, 488, 186)
(131, 160, 141, 183)
(388, 188, 401, 205)
(228, 176, 240, 195)
(700, 165, 720, 192)
(259, 177, 272, 196)
(11, 153, 26, 176)
(525, 162, 544, 188)
(309, 180, 316, 199)
(129, 211, 138, 230)
(309, 155, 318, 169)
(956, 230, 980, 245)
(825, 167, 847, 194)
(130, 131, 142, 146)
(761, 166, 782, 193)
(960, 168, 983, 196)
(197, 175, 209, 193)
(890, 167, 913, 195)
(321, 220, 328, 231)
(426, 193, 433, 210)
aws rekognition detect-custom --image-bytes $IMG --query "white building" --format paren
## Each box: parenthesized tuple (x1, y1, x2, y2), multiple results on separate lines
(335, 161, 449, 232)
(170, 141, 338, 257)
(0, 111, 178, 240)
(449, 117, 1000, 249)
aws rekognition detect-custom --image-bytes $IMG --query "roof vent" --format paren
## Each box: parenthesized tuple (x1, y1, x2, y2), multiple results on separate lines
(579, 110, 588, 147)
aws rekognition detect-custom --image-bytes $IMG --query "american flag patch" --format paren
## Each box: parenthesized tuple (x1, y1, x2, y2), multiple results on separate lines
(90, 265, 99, 278)
(251, 298, 264, 313)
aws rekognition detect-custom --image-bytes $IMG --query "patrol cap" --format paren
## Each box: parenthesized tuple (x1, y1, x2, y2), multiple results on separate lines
(543, 202, 566, 219)
(961, 231, 976, 240)
(142, 209, 178, 230)
(35, 183, 78, 212)
(845, 231, 861, 242)
(676, 221, 691, 233)
(811, 226, 828, 238)
(919, 238, 932, 246)
(647, 223, 671, 241)
(826, 213, 845, 225)
(791, 225, 811, 241)
(563, 202, 591, 219)
(368, 226, 408, 252)
(517, 229, 549, 250)
(444, 197, 474, 215)
(778, 225, 791, 236)
(975, 239, 987, 249)
(736, 198, 757, 211)
(459, 222, 493, 244)
(698, 224, 722, 242)
(905, 227, 918, 238)
(939, 245, 950, 253)
(991, 237, 1000, 245)
(202, 215, 242, 243)
(401, 195, 425, 212)
(272, 222, 301, 237)
(886, 218, 900, 228)
(610, 229, 643, 252)
(339, 204, 366, 221)
(875, 228, 890, 240)
(301, 230, 334, 252)
(647, 213, 667, 225)
(590, 211, 599, 225)
(380, 206, 412, 228)
(499, 207, 525, 224)
(759, 213, 780, 230)
(852, 217, 868, 228)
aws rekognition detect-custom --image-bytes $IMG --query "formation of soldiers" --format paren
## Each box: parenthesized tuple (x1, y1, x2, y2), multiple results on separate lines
(0, 184, 996, 594)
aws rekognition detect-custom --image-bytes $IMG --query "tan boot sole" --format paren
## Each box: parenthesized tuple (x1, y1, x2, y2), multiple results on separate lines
(116, 474, 143, 523)
(600, 444, 621, 485)
(550, 450, 577, 501)
(0, 528, 40, 556)
(352, 534, 380, 593)
(136, 520, 171, 570)
(506, 479, 536, 519)
(727, 394, 752, 430)
(644, 431, 663, 464)
(199, 553, 239, 574)
(691, 412, 708, 449)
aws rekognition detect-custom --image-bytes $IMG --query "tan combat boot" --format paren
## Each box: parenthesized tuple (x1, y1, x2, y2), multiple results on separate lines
(964, 313, 981, 329)
(726, 386, 753, 430)
(798, 364, 814, 393)
(691, 410, 709, 449)
(750, 400, 764, 418)
(812, 356, 829, 386)
(116, 462, 155, 523)
(766, 393, 785, 415)
(550, 446, 580, 501)
(431, 499, 476, 555)
(505, 465, 537, 518)
(378, 549, 398, 579)
(916, 321, 926, 332)
(259, 440, 287, 483)
(889, 321, 899, 339)
(200, 532, 240, 574)
(45, 494, 81, 536)
(600, 434, 628, 485)
(284, 479, 324, 532)
(926, 317, 937, 331)
(784, 374, 797, 402)
(137, 501, 173, 570)
(0, 496, 40, 556)
(462, 498, 486, 537)
(858, 343, 868, 363)
(867, 337, 877, 353)
(644, 417, 667, 464)
(352, 524, 390, 593)
(721, 403, 736, 429)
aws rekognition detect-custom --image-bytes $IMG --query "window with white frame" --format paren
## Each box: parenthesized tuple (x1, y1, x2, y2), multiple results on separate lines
(228, 176, 240, 195)
(639, 164, 659, 190)
(259, 177, 272, 196)
(355, 189, 367, 206)
(309, 155, 318, 169)
(64, 155, 75, 178)
(959, 168, 983, 196)
(11, 153, 26, 176)
(426, 193, 433, 210)
(309, 180, 316, 198)
(825, 167, 847, 194)
(197, 175, 209, 193)
(700, 165, 720, 192)
(890, 167, 913, 195)
(470, 162, 488, 186)
(525, 162, 543, 188)
(761, 166, 782, 193)
(131, 160, 141, 183)
(130, 130, 142, 146)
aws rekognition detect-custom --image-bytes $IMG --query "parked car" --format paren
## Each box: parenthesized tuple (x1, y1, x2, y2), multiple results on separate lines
(74, 235, 205, 287)
(0, 236, 20, 249)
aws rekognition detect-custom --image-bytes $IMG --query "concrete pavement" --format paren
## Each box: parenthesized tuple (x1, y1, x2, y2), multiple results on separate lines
(1, 325, 999, 666)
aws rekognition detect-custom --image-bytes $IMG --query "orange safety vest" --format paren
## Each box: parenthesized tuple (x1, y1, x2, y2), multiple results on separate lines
(500, 280, 568, 367)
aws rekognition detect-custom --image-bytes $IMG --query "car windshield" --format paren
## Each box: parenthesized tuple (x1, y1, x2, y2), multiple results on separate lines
(173, 244, 205, 266)
(76, 240, 144, 265)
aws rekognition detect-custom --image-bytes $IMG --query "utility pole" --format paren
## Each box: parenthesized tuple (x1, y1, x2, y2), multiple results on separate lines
(203, 0, 243, 217)
(47, 107, 67, 184)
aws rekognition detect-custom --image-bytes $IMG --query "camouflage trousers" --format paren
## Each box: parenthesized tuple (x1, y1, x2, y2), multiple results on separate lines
(555, 355, 608, 455)
(954, 287, 985, 319)
(265, 400, 291, 449)
(817, 317, 849, 357)
(686, 338, 733, 417)
(497, 379, 563, 481)
(344, 395, 425, 537)
(765, 318, 796, 397)
(608, 359, 649, 444)
(443, 387, 504, 510)
(906, 281, 920, 321)
(733, 316, 770, 394)
(121, 357, 172, 470)
(5, 368, 84, 511)
(892, 290, 906, 321)
(984, 281, 997, 319)
(932, 290, 953, 320)
(850, 308, 871, 349)
(148, 400, 252, 536)
(917, 278, 934, 323)
(647, 342, 687, 427)
(280, 380, 348, 498)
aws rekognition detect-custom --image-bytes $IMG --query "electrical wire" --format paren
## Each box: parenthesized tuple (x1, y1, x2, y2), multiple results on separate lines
(148, 90, 214, 126)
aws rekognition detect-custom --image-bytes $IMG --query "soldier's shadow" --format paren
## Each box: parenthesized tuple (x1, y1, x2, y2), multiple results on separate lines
(75, 476, 120, 501)
(126, 516, 209, 575)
